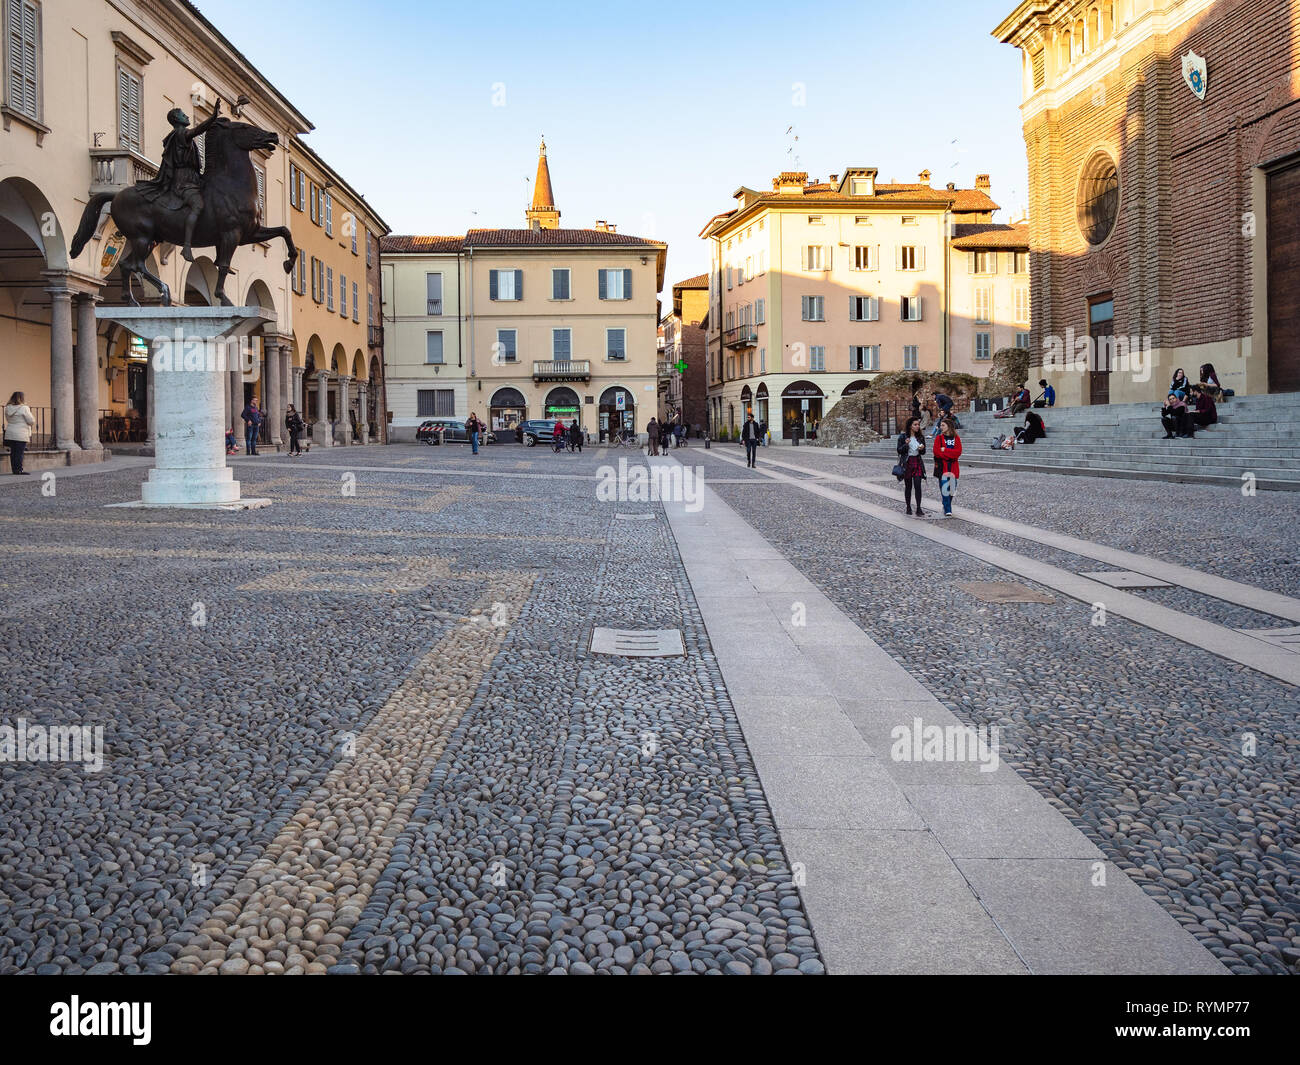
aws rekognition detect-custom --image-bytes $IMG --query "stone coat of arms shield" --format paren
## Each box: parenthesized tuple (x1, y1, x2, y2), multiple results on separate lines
(1182, 50, 1208, 100)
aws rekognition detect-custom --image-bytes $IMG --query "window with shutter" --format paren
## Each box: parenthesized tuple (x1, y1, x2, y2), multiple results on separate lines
(426, 331, 444, 364)
(326, 267, 334, 311)
(514, 269, 523, 299)
(496, 329, 517, 362)
(426, 273, 442, 315)
(325, 194, 333, 236)
(607, 328, 626, 361)
(254, 164, 266, 221)
(756, 299, 765, 324)
(553, 329, 571, 360)
(352, 282, 359, 322)
(552, 268, 570, 300)
(117, 64, 142, 152)
(8, 0, 39, 122)
(340, 274, 347, 318)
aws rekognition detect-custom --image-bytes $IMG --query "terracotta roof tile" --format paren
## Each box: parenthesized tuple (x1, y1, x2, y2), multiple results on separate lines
(463, 228, 664, 247)
(673, 273, 710, 289)
(950, 223, 1030, 249)
(381, 235, 464, 254)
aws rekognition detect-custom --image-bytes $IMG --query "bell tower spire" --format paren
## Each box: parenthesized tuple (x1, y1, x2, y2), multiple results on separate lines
(526, 136, 561, 230)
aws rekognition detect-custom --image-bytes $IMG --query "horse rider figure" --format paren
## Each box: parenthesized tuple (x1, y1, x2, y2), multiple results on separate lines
(141, 96, 222, 263)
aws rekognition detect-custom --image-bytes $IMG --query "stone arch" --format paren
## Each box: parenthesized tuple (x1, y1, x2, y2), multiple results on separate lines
(0, 176, 68, 270)
(183, 258, 220, 306)
(244, 278, 276, 316)
(351, 349, 366, 379)
(330, 343, 348, 375)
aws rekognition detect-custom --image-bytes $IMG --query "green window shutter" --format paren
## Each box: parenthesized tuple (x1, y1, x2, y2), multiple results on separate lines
(514, 269, 523, 299)
(623, 269, 632, 298)
(489, 270, 498, 300)
(598, 270, 607, 300)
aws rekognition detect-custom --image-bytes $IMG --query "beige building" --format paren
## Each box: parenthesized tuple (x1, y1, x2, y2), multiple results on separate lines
(0, 0, 383, 465)
(382, 141, 667, 441)
(949, 223, 1032, 376)
(701, 168, 1021, 439)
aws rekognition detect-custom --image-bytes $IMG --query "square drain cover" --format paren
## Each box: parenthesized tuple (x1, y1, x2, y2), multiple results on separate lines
(590, 627, 685, 657)
(614, 513, 656, 521)
(955, 581, 1055, 604)
(1082, 570, 1171, 589)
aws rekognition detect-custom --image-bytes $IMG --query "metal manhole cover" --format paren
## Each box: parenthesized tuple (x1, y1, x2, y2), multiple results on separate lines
(614, 513, 656, 521)
(955, 581, 1055, 604)
(1082, 570, 1171, 589)
(590, 627, 685, 657)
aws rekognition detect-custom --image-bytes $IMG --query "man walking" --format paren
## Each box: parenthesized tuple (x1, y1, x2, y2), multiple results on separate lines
(646, 416, 659, 456)
(467, 412, 481, 454)
(741, 413, 761, 468)
(241, 398, 262, 456)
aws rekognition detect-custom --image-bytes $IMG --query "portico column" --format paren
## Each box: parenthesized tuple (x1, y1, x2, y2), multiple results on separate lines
(357, 382, 369, 444)
(266, 341, 283, 447)
(278, 347, 292, 432)
(74, 292, 103, 451)
(230, 361, 243, 437)
(313, 371, 331, 447)
(292, 367, 305, 414)
(337, 375, 353, 445)
(147, 358, 156, 446)
(47, 284, 80, 451)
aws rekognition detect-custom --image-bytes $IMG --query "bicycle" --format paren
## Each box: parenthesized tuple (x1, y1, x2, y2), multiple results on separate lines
(608, 429, 636, 450)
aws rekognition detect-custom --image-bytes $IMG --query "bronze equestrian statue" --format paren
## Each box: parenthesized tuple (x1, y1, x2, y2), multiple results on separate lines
(70, 97, 297, 306)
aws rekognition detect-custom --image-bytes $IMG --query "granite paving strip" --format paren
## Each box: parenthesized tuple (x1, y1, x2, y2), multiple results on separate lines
(171, 568, 534, 974)
(736, 450, 1300, 624)
(658, 457, 1225, 975)
(704, 449, 1300, 686)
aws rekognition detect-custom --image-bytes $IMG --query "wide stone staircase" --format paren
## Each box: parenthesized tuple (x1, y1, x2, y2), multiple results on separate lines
(847, 393, 1300, 491)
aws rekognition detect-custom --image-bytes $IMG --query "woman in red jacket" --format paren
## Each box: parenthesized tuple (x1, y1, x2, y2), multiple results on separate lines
(934, 417, 962, 518)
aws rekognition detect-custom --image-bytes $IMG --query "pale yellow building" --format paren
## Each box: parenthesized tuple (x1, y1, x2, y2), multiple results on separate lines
(379, 235, 465, 441)
(382, 141, 667, 441)
(286, 137, 388, 448)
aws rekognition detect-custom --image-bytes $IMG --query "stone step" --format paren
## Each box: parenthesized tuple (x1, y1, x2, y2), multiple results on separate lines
(965, 452, 1300, 478)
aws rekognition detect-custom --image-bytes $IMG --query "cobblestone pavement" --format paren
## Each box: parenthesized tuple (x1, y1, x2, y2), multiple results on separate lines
(695, 443, 1298, 974)
(0, 444, 818, 974)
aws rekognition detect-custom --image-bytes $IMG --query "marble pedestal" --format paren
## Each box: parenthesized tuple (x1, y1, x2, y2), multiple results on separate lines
(96, 306, 273, 509)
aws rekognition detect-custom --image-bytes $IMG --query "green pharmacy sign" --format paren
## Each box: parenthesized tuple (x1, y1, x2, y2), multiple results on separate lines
(674, 360, 688, 375)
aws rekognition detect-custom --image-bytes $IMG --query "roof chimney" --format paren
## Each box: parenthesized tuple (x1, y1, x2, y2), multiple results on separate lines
(828, 173, 838, 186)
(594, 220, 617, 233)
(774, 171, 808, 195)
(918, 169, 931, 186)
(975, 173, 991, 190)
(946, 182, 956, 191)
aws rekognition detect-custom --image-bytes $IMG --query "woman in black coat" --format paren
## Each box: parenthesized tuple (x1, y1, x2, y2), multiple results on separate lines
(896, 416, 927, 516)
(1019, 409, 1046, 444)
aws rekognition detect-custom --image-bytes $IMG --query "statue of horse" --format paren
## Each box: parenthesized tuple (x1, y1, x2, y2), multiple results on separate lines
(70, 113, 297, 306)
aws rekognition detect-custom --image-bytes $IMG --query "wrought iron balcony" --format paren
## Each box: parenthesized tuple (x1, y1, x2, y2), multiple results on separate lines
(90, 147, 159, 198)
(724, 324, 758, 349)
(533, 359, 591, 382)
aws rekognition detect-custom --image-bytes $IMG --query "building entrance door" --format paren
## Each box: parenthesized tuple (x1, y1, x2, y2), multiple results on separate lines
(1088, 296, 1114, 405)
(1267, 163, 1300, 393)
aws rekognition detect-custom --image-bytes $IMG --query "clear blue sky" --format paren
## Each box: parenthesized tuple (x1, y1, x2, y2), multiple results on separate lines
(199, 0, 1028, 294)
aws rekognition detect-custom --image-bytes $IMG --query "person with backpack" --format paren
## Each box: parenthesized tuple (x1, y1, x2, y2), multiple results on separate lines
(896, 415, 927, 516)
(285, 404, 305, 457)
(934, 417, 962, 518)
(646, 416, 659, 456)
